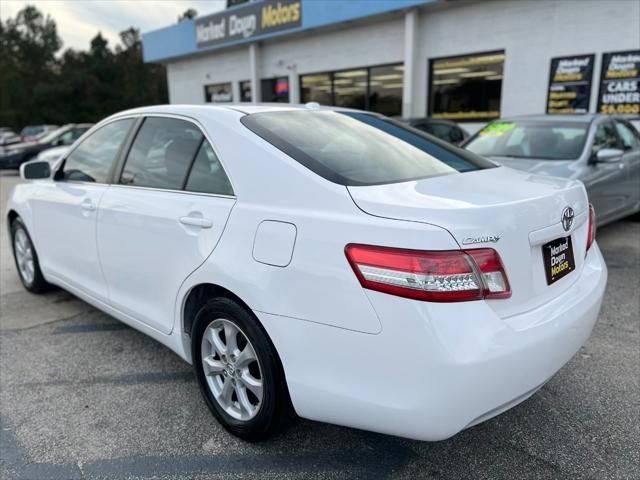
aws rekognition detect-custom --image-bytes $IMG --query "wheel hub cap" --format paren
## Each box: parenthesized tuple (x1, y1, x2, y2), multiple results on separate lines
(200, 318, 263, 421)
(14, 228, 35, 285)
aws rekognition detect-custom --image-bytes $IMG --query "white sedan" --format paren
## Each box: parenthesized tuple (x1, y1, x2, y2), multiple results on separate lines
(35, 145, 71, 164)
(6, 104, 607, 441)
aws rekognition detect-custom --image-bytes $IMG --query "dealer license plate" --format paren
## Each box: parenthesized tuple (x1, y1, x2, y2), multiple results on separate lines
(542, 236, 575, 285)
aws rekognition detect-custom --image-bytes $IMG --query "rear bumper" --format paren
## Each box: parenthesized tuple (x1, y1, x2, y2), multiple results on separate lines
(256, 243, 607, 441)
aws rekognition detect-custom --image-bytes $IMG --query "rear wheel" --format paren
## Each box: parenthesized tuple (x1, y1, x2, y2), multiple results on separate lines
(192, 297, 293, 441)
(10, 217, 50, 293)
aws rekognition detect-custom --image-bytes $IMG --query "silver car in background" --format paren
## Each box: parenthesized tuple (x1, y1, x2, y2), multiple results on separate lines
(464, 114, 640, 226)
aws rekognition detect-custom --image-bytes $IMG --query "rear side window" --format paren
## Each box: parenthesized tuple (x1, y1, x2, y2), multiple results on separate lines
(241, 111, 493, 186)
(121, 117, 203, 190)
(185, 141, 233, 195)
(62, 119, 133, 183)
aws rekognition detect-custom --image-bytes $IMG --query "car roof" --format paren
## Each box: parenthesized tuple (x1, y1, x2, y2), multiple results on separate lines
(56, 123, 93, 130)
(114, 103, 362, 118)
(495, 113, 607, 124)
(406, 118, 459, 126)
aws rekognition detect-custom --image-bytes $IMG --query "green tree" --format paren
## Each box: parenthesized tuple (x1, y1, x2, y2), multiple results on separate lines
(178, 9, 198, 22)
(0, 5, 167, 131)
(0, 6, 61, 128)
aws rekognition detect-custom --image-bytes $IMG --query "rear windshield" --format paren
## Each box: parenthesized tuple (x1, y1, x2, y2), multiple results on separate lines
(465, 121, 589, 160)
(241, 111, 494, 186)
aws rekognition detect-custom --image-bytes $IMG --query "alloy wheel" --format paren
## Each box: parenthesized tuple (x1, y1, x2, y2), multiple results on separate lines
(14, 228, 35, 286)
(200, 318, 264, 421)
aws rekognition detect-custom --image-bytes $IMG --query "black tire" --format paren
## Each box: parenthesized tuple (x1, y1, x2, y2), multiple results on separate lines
(10, 217, 51, 293)
(191, 297, 294, 441)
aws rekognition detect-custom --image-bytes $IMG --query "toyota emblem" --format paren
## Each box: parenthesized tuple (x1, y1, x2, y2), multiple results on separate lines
(561, 206, 575, 232)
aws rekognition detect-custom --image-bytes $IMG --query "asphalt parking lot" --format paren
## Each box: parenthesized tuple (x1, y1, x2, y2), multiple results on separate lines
(0, 170, 638, 480)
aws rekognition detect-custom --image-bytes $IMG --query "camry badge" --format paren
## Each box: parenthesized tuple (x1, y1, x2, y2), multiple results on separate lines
(462, 235, 500, 245)
(561, 206, 574, 232)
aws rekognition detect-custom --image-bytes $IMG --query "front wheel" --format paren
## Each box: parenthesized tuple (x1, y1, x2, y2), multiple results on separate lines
(10, 217, 51, 293)
(192, 297, 293, 441)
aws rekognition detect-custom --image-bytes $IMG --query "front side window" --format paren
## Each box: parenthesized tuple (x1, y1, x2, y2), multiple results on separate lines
(61, 119, 133, 183)
(242, 110, 493, 186)
(465, 121, 589, 160)
(592, 122, 621, 152)
(614, 121, 639, 150)
(120, 117, 203, 190)
(425, 123, 463, 144)
(185, 141, 233, 195)
(58, 130, 75, 145)
(429, 51, 505, 122)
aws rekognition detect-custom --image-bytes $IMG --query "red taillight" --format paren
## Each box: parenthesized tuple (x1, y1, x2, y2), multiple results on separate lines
(586, 203, 596, 252)
(345, 244, 511, 302)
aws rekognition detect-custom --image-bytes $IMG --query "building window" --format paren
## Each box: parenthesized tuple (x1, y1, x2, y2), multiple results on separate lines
(204, 83, 233, 103)
(261, 77, 289, 103)
(299, 63, 403, 116)
(240, 80, 252, 102)
(300, 74, 332, 105)
(369, 64, 404, 116)
(429, 51, 504, 121)
(334, 69, 367, 110)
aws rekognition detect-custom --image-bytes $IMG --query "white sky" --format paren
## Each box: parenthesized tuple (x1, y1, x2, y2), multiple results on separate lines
(0, 0, 225, 51)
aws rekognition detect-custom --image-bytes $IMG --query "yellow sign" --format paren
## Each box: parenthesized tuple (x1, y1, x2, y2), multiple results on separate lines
(262, 1, 301, 29)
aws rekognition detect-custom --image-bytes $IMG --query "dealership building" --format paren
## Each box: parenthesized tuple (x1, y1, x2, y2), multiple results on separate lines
(142, 0, 639, 131)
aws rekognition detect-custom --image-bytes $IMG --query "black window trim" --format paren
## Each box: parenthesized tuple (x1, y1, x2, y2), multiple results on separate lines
(56, 113, 236, 199)
(427, 49, 505, 123)
(181, 137, 206, 190)
(112, 113, 236, 198)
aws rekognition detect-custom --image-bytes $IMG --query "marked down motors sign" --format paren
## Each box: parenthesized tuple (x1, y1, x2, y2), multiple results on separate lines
(598, 50, 640, 115)
(546, 54, 595, 114)
(196, 0, 302, 48)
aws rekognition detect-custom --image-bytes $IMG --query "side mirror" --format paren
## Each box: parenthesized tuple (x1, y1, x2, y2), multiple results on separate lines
(594, 148, 623, 163)
(21, 160, 51, 180)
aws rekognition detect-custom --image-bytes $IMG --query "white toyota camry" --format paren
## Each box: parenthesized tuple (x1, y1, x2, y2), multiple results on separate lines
(7, 104, 607, 441)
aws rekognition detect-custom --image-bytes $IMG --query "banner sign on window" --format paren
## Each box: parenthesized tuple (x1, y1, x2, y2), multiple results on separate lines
(598, 50, 640, 115)
(546, 54, 594, 114)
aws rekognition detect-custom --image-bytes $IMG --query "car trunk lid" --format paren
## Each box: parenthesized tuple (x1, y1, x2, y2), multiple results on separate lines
(347, 166, 590, 319)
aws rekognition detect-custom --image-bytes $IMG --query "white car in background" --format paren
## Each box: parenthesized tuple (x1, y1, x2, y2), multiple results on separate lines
(36, 145, 70, 164)
(6, 104, 607, 441)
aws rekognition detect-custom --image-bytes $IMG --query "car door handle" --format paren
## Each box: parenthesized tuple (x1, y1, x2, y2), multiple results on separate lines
(80, 199, 96, 211)
(179, 216, 213, 228)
